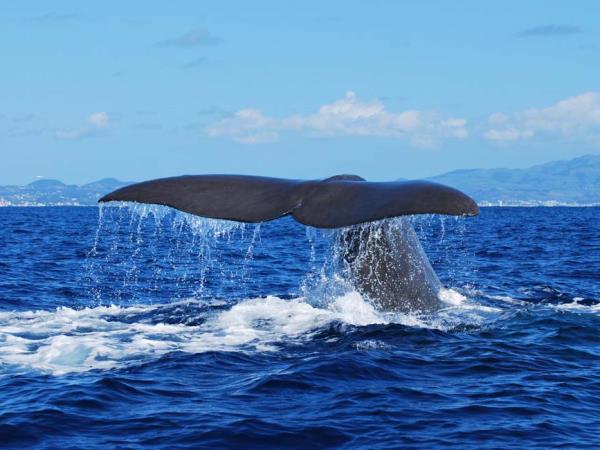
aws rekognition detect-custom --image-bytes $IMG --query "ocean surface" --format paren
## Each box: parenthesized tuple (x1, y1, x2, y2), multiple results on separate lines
(0, 205, 599, 449)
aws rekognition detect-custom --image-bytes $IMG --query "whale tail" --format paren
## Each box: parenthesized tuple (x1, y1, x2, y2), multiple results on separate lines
(99, 174, 478, 313)
(99, 174, 478, 228)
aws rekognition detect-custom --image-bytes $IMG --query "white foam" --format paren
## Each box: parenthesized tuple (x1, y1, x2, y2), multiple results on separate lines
(0, 293, 387, 375)
(551, 299, 600, 313)
(438, 288, 468, 306)
(438, 288, 501, 313)
(0, 290, 506, 376)
(354, 339, 391, 351)
(328, 291, 385, 326)
(489, 294, 524, 305)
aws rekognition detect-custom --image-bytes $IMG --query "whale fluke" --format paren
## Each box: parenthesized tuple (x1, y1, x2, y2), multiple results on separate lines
(99, 174, 479, 313)
(99, 175, 478, 228)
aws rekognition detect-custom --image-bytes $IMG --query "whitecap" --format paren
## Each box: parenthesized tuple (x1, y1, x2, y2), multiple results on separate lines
(0, 289, 506, 375)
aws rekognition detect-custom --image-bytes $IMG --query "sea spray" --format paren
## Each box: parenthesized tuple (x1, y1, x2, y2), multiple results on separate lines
(82, 204, 479, 320)
(82, 203, 256, 306)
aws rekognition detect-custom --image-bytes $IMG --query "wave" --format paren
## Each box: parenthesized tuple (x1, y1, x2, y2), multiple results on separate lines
(0, 289, 504, 376)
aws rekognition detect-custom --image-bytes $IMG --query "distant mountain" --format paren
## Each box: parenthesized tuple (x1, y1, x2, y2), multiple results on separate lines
(428, 154, 600, 206)
(0, 178, 131, 206)
(2, 154, 600, 206)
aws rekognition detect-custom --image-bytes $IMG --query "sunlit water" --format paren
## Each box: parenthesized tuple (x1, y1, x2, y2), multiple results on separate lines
(0, 206, 599, 448)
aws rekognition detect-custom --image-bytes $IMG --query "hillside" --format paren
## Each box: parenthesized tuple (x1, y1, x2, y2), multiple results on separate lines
(2, 154, 600, 206)
(0, 178, 130, 206)
(428, 155, 600, 205)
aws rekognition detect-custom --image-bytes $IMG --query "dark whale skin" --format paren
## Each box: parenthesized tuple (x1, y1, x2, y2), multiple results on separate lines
(100, 174, 478, 312)
(99, 174, 479, 228)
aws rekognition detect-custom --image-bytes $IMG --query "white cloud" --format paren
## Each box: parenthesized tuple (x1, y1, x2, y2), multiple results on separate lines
(88, 112, 110, 128)
(484, 128, 534, 141)
(206, 91, 468, 146)
(235, 132, 279, 144)
(484, 92, 600, 142)
(56, 112, 112, 140)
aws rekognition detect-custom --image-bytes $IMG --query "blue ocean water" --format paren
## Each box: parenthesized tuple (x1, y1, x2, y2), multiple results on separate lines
(0, 205, 599, 449)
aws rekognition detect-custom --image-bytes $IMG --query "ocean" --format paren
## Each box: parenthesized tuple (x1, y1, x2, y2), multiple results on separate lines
(0, 205, 599, 449)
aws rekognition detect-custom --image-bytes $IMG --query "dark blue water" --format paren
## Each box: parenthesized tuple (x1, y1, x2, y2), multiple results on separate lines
(1, 206, 599, 449)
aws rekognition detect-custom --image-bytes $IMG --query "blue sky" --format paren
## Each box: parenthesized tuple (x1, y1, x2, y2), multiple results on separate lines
(1, 1, 600, 185)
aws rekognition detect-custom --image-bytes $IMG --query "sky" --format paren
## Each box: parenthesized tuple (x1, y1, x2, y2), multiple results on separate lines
(1, 0, 600, 185)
